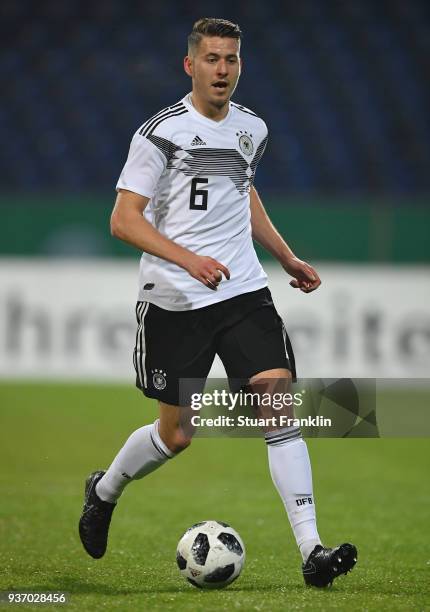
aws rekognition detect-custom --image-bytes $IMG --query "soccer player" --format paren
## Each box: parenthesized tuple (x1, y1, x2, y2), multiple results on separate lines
(79, 18, 357, 587)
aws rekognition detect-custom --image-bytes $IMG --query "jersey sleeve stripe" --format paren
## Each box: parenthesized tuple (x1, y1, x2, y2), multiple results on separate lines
(140, 105, 187, 137)
(138, 102, 183, 135)
(138, 101, 185, 135)
(142, 107, 188, 137)
(231, 102, 258, 117)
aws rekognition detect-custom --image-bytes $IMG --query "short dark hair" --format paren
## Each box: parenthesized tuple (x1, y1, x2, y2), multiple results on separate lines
(188, 18, 242, 54)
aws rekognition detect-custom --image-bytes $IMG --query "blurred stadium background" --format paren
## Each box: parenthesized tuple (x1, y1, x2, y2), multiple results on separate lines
(1, 0, 429, 383)
(1, 3, 429, 609)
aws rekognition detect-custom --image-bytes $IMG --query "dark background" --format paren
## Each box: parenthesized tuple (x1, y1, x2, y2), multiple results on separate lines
(2, 0, 429, 261)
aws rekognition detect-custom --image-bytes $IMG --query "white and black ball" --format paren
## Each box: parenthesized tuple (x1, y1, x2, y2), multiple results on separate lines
(176, 520, 245, 589)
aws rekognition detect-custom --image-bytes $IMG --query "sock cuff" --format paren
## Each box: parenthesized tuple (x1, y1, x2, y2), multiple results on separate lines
(265, 426, 302, 446)
(150, 420, 175, 459)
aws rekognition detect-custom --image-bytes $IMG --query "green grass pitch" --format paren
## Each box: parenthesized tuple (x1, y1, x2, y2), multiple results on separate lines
(0, 383, 429, 611)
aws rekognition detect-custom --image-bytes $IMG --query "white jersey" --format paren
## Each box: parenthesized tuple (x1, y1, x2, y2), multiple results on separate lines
(116, 93, 268, 311)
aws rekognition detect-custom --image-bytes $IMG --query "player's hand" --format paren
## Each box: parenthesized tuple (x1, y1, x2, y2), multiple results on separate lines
(282, 256, 321, 293)
(184, 254, 230, 290)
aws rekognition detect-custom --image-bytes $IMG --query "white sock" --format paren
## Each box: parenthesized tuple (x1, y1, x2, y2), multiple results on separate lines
(96, 420, 175, 503)
(266, 427, 322, 562)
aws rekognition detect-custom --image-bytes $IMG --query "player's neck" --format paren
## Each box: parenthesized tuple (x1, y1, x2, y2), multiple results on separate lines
(189, 92, 229, 122)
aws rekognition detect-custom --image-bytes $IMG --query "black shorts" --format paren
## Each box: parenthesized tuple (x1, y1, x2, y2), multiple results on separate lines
(133, 287, 296, 406)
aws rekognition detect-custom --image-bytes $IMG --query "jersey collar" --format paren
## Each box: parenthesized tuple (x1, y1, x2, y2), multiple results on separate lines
(182, 93, 232, 128)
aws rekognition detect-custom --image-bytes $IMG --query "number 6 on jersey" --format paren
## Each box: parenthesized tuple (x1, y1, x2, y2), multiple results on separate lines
(190, 177, 209, 210)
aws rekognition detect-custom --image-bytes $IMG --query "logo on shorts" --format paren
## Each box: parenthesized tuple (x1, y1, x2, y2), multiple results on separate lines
(237, 130, 254, 156)
(152, 369, 167, 390)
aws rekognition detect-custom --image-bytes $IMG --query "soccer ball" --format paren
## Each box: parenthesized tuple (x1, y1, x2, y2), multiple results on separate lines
(176, 520, 245, 589)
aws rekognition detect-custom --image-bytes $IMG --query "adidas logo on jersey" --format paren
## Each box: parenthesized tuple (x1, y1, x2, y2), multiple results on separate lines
(190, 135, 206, 146)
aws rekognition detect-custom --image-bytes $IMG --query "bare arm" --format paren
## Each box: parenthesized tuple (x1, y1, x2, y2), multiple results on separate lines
(249, 186, 321, 293)
(110, 189, 230, 290)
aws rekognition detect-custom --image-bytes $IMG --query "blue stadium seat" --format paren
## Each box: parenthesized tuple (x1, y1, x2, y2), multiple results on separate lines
(1, 0, 429, 193)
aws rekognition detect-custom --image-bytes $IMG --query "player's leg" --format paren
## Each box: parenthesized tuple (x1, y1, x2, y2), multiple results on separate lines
(158, 401, 196, 453)
(217, 288, 357, 586)
(89, 401, 194, 503)
(248, 367, 323, 565)
(95, 403, 191, 505)
(78, 404, 190, 560)
(79, 301, 214, 559)
(93, 403, 195, 508)
(249, 368, 357, 587)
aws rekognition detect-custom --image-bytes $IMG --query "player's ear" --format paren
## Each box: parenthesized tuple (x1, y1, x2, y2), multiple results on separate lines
(184, 55, 193, 77)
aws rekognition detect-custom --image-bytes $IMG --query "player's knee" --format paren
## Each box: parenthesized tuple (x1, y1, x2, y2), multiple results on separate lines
(163, 430, 192, 454)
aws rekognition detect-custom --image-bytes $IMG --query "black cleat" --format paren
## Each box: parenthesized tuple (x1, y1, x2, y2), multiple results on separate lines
(302, 543, 358, 588)
(78, 470, 116, 559)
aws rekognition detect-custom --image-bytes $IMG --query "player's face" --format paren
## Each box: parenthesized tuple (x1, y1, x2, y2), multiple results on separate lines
(185, 36, 241, 108)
